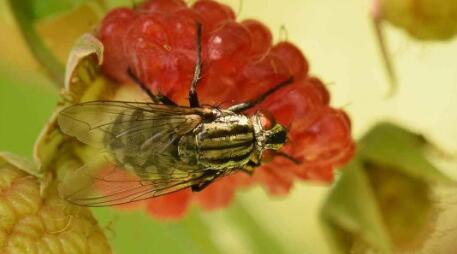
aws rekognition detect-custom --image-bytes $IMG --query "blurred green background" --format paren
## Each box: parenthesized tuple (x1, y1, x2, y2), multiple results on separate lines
(1, 0, 457, 253)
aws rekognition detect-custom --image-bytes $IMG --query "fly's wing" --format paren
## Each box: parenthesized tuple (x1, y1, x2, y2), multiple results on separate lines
(56, 101, 209, 206)
(57, 101, 202, 152)
(58, 154, 219, 206)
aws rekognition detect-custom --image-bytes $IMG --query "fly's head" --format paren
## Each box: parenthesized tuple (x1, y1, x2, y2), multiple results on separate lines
(252, 111, 288, 153)
(264, 123, 288, 150)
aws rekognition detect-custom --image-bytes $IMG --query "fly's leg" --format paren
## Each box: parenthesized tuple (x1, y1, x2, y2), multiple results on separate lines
(241, 152, 300, 176)
(191, 169, 219, 192)
(156, 94, 176, 106)
(241, 153, 299, 175)
(274, 151, 301, 164)
(228, 76, 294, 113)
(127, 68, 177, 106)
(191, 178, 215, 192)
(240, 160, 260, 175)
(189, 23, 203, 108)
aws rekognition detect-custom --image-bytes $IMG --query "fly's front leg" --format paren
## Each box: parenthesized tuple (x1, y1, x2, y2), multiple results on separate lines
(240, 160, 260, 175)
(189, 23, 203, 108)
(274, 151, 301, 164)
(228, 76, 294, 113)
(127, 68, 177, 106)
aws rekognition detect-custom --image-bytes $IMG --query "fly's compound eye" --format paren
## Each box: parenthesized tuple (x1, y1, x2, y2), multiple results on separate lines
(258, 110, 276, 130)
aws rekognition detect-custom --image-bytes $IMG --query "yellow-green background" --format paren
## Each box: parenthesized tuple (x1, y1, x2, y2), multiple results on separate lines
(1, 0, 457, 253)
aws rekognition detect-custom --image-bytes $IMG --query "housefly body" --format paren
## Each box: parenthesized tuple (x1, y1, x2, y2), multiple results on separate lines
(57, 23, 296, 206)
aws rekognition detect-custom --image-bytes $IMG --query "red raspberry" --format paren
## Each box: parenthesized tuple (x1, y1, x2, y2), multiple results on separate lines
(289, 107, 353, 166)
(207, 21, 252, 67)
(271, 42, 309, 80)
(146, 189, 192, 220)
(163, 8, 207, 49)
(139, 0, 187, 13)
(237, 53, 290, 105)
(254, 164, 294, 196)
(257, 78, 328, 126)
(97, 0, 355, 220)
(192, 0, 236, 32)
(241, 19, 273, 57)
(306, 77, 330, 105)
(193, 176, 237, 210)
(196, 67, 240, 106)
(99, 8, 137, 82)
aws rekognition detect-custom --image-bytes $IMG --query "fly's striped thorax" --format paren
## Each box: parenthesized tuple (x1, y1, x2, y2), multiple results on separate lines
(178, 114, 256, 170)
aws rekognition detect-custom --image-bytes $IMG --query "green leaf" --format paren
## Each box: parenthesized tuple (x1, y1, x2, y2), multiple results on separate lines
(321, 122, 454, 254)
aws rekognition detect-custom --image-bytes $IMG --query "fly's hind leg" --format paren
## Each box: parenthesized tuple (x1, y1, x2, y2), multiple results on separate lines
(127, 68, 177, 106)
(188, 23, 203, 108)
(191, 178, 215, 192)
(191, 169, 219, 192)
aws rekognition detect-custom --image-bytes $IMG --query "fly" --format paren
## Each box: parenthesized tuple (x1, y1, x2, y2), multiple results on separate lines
(57, 23, 297, 206)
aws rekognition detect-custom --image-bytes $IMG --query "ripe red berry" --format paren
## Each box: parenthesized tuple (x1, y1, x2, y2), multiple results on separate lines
(237, 53, 290, 104)
(194, 177, 237, 210)
(99, 8, 137, 82)
(164, 8, 206, 49)
(139, 0, 187, 13)
(97, 0, 355, 219)
(241, 19, 273, 57)
(271, 42, 309, 80)
(254, 164, 294, 196)
(191, 0, 235, 31)
(207, 21, 252, 67)
(305, 77, 330, 106)
(289, 107, 353, 166)
(146, 189, 192, 220)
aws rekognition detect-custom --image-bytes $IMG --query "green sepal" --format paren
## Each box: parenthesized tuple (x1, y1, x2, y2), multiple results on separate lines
(321, 122, 454, 254)
(32, 34, 112, 188)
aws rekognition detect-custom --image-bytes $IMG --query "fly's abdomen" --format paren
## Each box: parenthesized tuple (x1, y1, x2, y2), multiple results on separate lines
(179, 115, 256, 170)
(107, 109, 181, 174)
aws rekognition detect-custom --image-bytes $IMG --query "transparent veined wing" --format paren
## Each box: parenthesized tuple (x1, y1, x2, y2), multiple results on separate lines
(56, 101, 212, 206)
(57, 101, 203, 155)
(58, 153, 221, 206)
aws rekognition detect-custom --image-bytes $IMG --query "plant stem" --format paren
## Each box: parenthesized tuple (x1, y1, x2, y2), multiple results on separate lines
(8, 0, 65, 88)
